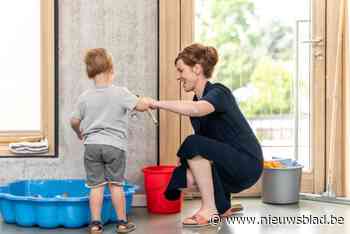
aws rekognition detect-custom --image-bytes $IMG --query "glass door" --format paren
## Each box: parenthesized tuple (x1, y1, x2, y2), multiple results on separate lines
(194, 0, 326, 193)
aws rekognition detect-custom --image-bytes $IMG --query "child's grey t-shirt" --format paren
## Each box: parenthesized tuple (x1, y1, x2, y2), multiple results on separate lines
(71, 85, 138, 151)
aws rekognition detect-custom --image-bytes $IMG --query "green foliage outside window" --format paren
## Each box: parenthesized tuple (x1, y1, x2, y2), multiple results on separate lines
(196, 0, 294, 118)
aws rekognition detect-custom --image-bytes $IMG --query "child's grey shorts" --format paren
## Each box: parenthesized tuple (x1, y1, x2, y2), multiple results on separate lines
(84, 144, 126, 188)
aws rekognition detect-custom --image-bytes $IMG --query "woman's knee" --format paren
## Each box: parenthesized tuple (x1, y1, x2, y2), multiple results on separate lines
(178, 134, 210, 160)
(181, 134, 201, 150)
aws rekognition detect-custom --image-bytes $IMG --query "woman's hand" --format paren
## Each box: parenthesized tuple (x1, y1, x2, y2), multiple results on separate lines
(149, 100, 158, 110)
(135, 97, 155, 112)
(176, 157, 181, 166)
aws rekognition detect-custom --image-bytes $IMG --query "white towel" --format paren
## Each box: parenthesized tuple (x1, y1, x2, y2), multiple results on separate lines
(9, 139, 48, 155)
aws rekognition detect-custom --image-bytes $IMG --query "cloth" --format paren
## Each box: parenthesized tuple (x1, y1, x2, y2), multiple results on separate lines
(9, 138, 48, 154)
(84, 144, 126, 188)
(71, 85, 138, 151)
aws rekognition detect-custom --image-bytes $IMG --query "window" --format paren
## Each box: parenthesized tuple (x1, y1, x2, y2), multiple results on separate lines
(0, 0, 57, 156)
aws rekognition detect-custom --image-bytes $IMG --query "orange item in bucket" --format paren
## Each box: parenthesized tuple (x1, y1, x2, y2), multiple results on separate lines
(264, 161, 284, 169)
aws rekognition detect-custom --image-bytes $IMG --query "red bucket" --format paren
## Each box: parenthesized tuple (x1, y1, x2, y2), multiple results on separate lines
(142, 165, 183, 214)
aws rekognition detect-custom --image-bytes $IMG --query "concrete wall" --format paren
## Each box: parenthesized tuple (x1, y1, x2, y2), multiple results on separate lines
(0, 0, 158, 193)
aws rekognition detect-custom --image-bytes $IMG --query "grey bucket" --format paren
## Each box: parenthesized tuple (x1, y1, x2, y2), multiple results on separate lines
(262, 165, 303, 204)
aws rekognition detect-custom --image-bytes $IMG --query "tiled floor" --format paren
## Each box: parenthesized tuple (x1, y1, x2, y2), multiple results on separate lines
(1, 198, 350, 234)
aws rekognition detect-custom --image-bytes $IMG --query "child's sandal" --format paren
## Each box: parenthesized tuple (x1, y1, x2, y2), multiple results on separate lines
(88, 220, 104, 234)
(116, 220, 136, 233)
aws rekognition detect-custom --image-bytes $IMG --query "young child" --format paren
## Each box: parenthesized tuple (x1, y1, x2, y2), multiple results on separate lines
(70, 48, 151, 234)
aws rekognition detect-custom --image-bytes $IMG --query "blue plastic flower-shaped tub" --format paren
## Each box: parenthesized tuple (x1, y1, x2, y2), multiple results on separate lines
(0, 179, 137, 228)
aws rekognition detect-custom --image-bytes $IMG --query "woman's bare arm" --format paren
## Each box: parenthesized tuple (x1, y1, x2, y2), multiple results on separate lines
(152, 100, 214, 117)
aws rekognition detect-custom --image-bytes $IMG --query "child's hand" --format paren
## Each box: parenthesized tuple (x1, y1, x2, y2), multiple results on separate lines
(75, 130, 83, 140)
(77, 132, 83, 140)
(70, 118, 83, 140)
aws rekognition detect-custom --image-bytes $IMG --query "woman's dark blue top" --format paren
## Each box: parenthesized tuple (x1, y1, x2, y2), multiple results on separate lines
(192, 81, 262, 161)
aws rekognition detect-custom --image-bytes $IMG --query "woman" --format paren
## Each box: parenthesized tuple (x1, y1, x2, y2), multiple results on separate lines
(150, 43, 263, 227)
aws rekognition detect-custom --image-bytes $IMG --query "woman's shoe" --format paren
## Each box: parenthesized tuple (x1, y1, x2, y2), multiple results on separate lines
(182, 214, 212, 228)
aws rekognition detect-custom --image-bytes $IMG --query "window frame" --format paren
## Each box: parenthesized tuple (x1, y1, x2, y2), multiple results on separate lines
(0, 0, 58, 157)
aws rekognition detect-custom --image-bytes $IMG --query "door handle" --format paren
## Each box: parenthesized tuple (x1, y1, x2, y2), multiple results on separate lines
(302, 38, 324, 46)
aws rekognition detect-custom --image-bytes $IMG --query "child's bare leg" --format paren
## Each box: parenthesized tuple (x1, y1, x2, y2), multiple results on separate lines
(108, 183, 127, 221)
(89, 185, 105, 222)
